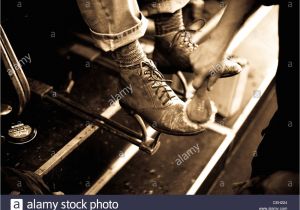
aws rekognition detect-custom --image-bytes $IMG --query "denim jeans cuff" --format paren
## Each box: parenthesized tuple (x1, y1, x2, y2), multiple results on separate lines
(90, 13, 148, 52)
(141, 0, 189, 16)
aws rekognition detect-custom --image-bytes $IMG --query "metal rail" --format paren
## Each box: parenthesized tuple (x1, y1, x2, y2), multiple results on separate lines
(0, 25, 31, 114)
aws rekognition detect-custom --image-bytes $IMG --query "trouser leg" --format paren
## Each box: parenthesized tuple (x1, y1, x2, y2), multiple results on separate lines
(76, 0, 148, 51)
(138, 0, 190, 16)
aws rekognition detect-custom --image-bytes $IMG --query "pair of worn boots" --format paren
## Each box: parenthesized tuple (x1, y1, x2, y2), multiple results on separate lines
(115, 10, 240, 135)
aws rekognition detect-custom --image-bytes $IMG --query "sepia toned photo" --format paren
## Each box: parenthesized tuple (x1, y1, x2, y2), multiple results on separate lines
(1, 1, 299, 207)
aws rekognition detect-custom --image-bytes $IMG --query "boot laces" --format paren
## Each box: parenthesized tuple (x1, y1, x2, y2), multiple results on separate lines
(140, 60, 175, 105)
(171, 30, 198, 50)
(170, 18, 206, 50)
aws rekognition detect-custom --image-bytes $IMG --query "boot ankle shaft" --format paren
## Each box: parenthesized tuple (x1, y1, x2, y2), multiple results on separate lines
(154, 9, 185, 35)
(113, 40, 147, 66)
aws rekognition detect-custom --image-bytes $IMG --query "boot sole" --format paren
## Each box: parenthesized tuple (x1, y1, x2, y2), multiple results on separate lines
(119, 101, 204, 136)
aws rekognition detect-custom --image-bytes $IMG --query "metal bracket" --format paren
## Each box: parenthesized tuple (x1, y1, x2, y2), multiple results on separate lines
(29, 78, 161, 155)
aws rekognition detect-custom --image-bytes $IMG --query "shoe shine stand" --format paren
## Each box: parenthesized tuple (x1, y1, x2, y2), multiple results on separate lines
(1, 5, 279, 195)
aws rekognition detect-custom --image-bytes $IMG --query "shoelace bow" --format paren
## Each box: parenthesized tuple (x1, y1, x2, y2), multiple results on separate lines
(140, 60, 175, 105)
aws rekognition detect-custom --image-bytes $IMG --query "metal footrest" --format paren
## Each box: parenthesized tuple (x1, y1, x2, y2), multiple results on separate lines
(29, 78, 161, 155)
